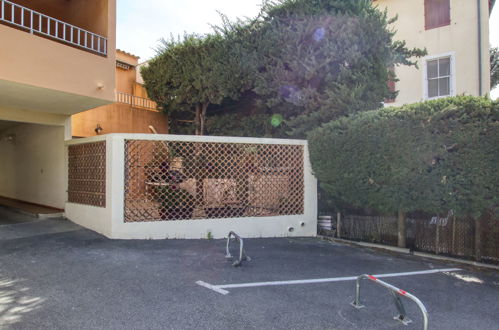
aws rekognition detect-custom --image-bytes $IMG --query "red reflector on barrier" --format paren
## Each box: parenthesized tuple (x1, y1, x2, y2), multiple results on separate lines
(368, 275, 377, 281)
(399, 289, 407, 295)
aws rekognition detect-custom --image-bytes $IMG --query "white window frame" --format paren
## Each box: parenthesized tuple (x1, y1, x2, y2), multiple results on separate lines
(422, 52, 456, 100)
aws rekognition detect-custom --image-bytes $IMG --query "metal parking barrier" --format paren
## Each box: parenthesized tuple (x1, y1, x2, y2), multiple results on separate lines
(350, 274, 429, 330)
(225, 231, 251, 267)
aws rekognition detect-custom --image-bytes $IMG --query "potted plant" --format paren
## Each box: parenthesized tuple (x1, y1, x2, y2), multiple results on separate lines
(155, 184, 194, 220)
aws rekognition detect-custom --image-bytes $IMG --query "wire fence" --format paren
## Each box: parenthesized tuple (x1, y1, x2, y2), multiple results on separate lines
(330, 211, 499, 265)
(339, 215, 398, 246)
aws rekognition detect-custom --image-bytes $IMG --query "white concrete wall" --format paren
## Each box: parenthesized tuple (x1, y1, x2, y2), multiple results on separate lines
(0, 122, 67, 209)
(65, 134, 318, 240)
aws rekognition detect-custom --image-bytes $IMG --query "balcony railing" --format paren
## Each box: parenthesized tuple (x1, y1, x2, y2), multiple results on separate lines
(0, 0, 107, 56)
(116, 92, 159, 111)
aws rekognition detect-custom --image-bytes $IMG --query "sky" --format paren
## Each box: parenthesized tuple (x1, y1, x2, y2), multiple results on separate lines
(117, 0, 499, 97)
(116, 0, 263, 61)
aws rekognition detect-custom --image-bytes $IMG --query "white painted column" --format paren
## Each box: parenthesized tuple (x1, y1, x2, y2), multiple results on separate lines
(108, 135, 125, 236)
(303, 143, 318, 236)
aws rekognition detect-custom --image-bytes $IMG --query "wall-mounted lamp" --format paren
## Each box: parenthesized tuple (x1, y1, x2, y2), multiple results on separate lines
(95, 124, 103, 134)
(96, 82, 104, 90)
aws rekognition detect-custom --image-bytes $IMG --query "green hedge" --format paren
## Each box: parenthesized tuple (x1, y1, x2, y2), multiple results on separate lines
(308, 96, 499, 218)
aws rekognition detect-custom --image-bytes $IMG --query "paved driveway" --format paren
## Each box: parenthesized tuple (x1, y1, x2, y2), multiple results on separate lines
(0, 208, 498, 329)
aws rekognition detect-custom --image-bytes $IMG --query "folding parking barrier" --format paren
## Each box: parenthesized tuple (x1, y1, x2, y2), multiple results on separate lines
(225, 231, 251, 267)
(350, 274, 429, 330)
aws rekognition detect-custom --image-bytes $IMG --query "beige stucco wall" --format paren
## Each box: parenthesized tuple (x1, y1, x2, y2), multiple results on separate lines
(375, 0, 491, 106)
(0, 123, 67, 209)
(0, 0, 116, 114)
(71, 103, 168, 137)
(0, 1, 117, 211)
(71, 50, 167, 137)
(116, 51, 139, 95)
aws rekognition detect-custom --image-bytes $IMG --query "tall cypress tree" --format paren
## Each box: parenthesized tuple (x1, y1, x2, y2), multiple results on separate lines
(248, 0, 425, 137)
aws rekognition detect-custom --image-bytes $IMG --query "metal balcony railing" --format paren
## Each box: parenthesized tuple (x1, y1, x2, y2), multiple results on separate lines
(116, 92, 158, 111)
(0, 0, 107, 56)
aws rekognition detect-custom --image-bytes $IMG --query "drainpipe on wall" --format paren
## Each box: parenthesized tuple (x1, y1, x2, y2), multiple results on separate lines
(477, 0, 483, 96)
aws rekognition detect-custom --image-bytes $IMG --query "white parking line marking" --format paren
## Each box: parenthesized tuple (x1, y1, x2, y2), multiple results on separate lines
(197, 268, 461, 295)
(196, 281, 229, 295)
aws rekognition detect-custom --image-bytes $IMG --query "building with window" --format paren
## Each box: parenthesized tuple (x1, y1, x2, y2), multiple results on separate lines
(0, 0, 116, 210)
(71, 50, 168, 137)
(375, 0, 494, 106)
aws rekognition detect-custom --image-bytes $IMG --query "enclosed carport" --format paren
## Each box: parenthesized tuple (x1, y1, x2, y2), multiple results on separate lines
(0, 119, 67, 222)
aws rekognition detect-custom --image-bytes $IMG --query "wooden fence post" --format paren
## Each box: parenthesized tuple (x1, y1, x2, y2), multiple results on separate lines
(451, 215, 456, 255)
(474, 217, 482, 261)
(397, 209, 406, 248)
(435, 224, 440, 254)
(336, 212, 341, 238)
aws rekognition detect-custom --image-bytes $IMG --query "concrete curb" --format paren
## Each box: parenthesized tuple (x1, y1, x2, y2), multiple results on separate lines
(412, 251, 499, 271)
(1, 204, 63, 219)
(330, 237, 410, 254)
(37, 212, 65, 219)
(318, 235, 499, 272)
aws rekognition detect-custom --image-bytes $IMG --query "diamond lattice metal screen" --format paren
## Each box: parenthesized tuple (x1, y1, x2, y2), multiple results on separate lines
(124, 140, 304, 222)
(68, 141, 106, 207)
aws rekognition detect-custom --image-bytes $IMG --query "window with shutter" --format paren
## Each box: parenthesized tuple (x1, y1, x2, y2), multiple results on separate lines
(425, 0, 451, 30)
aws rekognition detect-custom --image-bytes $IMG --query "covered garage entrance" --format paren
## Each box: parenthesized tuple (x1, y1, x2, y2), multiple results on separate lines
(0, 119, 67, 224)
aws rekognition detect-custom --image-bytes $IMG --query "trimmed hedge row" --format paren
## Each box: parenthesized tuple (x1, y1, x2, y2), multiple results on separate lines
(308, 96, 499, 218)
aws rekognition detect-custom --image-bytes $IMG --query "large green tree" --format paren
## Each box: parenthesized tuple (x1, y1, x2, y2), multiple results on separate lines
(247, 0, 425, 137)
(141, 33, 251, 135)
(143, 0, 424, 137)
(491, 46, 499, 90)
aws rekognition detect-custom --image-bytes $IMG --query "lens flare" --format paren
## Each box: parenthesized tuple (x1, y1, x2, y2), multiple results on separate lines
(271, 114, 283, 127)
(313, 27, 326, 42)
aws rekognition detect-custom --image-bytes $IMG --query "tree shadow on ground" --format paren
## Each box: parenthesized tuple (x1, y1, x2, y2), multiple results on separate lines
(0, 276, 44, 327)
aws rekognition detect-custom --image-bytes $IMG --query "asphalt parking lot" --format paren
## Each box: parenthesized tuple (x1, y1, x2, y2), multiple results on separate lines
(1, 207, 498, 329)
